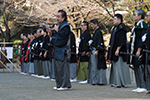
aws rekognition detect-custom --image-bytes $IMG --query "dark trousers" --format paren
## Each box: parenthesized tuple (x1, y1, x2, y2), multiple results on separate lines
(21, 62, 23, 72)
(54, 57, 71, 88)
(33, 60, 37, 75)
(42, 61, 49, 77)
(37, 60, 43, 75)
(146, 65, 150, 91)
(49, 59, 55, 79)
(134, 65, 146, 88)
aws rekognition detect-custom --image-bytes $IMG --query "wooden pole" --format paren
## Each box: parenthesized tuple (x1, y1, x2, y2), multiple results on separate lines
(0, 50, 21, 73)
(0, 60, 11, 72)
(4, 38, 5, 48)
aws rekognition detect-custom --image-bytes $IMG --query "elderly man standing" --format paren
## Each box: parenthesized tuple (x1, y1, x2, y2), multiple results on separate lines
(48, 10, 71, 91)
(141, 10, 150, 96)
(128, 9, 148, 93)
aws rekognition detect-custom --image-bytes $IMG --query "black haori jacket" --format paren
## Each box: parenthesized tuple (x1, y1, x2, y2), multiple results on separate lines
(107, 23, 127, 62)
(79, 30, 91, 62)
(141, 26, 150, 65)
(41, 35, 50, 61)
(32, 37, 38, 60)
(91, 28, 107, 70)
(29, 38, 36, 62)
(70, 31, 77, 63)
(37, 35, 44, 60)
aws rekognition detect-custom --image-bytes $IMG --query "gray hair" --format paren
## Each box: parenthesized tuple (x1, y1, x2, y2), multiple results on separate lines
(135, 9, 145, 19)
(37, 28, 42, 33)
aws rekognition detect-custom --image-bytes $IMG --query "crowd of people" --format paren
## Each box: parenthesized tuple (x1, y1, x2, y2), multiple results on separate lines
(18, 9, 150, 95)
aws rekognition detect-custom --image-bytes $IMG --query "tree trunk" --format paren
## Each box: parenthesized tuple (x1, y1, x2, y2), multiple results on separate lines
(4, 35, 10, 42)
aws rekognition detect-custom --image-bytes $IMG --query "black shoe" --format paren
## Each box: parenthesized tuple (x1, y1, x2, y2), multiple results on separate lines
(98, 84, 105, 85)
(121, 85, 125, 88)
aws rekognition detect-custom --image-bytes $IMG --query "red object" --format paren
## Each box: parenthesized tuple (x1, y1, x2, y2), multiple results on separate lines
(20, 40, 27, 62)
(52, 47, 54, 58)
(25, 39, 32, 62)
(77, 59, 79, 68)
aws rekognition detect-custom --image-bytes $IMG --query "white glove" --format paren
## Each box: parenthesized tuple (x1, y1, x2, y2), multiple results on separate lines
(142, 33, 147, 42)
(88, 40, 93, 46)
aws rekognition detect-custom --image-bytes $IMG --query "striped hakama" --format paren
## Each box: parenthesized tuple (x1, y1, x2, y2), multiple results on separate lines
(109, 56, 131, 86)
(88, 50, 107, 85)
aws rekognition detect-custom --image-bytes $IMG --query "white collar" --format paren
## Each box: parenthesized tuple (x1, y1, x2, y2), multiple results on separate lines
(136, 19, 144, 26)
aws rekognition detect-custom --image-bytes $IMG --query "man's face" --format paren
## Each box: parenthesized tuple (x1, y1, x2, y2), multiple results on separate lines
(28, 34, 30, 39)
(20, 34, 23, 39)
(24, 36, 27, 40)
(37, 30, 41, 37)
(146, 12, 150, 23)
(113, 17, 120, 26)
(34, 33, 37, 37)
(57, 12, 65, 24)
(133, 12, 141, 22)
(80, 23, 87, 31)
(90, 22, 96, 30)
(22, 35, 25, 40)
(42, 30, 45, 35)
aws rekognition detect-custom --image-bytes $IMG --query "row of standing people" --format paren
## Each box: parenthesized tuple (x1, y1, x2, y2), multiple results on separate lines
(18, 10, 108, 91)
(18, 21, 106, 84)
(72, 9, 150, 96)
(18, 10, 131, 90)
(19, 28, 55, 80)
(107, 10, 150, 96)
(77, 20, 107, 85)
(19, 26, 78, 82)
(18, 9, 150, 94)
(19, 14, 126, 90)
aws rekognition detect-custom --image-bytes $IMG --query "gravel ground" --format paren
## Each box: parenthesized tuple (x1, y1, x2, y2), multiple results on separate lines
(0, 68, 150, 100)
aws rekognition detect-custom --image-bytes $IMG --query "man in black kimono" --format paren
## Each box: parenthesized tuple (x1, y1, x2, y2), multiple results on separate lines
(28, 32, 35, 74)
(25, 33, 32, 75)
(69, 25, 77, 82)
(20, 33, 28, 75)
(77, 21, 91, 84)
(39, 28, 51, 79)
(107, 14, 131, 88)
(30, 32, 37, 76)
(23, 34, 30, 75)
(31, 30, 39, 77)
(48, 10, 71, 91)
(88, 19, 107, 85)
(36, 29, 44, 78)
(141, 10, 150, 95)
(19, 33, 25, 74)
(128, 9, 148, 93)
(49, 24, 55, 81)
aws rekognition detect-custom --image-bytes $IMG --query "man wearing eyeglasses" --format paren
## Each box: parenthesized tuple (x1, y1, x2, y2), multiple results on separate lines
(77, 21, 91, 84)
(141, 11, 150, 96)
(128, 9, 148, 93)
